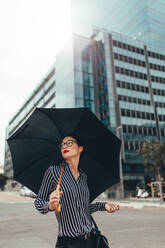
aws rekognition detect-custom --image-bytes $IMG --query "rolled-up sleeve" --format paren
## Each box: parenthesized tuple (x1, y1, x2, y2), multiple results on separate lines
(34, 166, 55, 214)
(88, 202, 106, 214)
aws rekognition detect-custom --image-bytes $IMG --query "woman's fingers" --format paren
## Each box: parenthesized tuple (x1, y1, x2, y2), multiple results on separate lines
(49, 190, 63, 202)
(49, 190, 63, 210)
(50, 198, 58, 204)
(50, 190, 63, 198)
(112, 202, 120, 210)
(105, 202, 120, 213)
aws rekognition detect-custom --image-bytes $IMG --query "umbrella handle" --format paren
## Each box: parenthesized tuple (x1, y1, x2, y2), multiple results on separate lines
(54, 184, 61, 214)
(54, 163, 65, 214)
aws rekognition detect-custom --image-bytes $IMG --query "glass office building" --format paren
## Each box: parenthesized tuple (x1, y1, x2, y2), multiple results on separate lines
(83, 28, 165, 191)
(55, 35, 93, 109)
(70, 0, 165, 49)
(50, 28, 165, 191)
(4, 65, 56, 178)
(4, 27, 165, 192)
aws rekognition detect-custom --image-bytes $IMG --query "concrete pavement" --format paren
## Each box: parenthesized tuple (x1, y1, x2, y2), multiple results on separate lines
(1, 191, 165, 209)
(118, 198, 165, 209)
(0, 191, 33, 203)
(0, 198, 165, 248)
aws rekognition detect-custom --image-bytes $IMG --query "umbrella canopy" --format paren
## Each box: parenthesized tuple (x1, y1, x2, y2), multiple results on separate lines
(7, 107, 121, 202)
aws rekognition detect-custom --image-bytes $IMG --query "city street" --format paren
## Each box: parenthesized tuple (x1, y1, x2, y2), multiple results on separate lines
(0, 193, 165, 248)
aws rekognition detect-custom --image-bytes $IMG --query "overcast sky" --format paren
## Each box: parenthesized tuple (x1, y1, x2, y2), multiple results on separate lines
(0, 0, 71, 166)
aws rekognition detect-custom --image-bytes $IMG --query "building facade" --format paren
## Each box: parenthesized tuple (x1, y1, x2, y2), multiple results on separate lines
(4, 65, 56, 178)
(45, 29, 165, 192)
(81, 28, 165, 192)
(5, 28, 165, 193)
(70, 0, 165, 49)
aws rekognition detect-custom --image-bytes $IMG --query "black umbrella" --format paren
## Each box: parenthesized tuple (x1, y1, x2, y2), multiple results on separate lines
(7, 107, 121, 202)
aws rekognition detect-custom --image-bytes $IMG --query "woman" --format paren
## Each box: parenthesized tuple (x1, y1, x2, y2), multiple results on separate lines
(34, 134, 120, 247)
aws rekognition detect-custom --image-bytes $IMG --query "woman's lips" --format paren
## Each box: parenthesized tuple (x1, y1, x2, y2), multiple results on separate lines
(63, 150, 69, 153)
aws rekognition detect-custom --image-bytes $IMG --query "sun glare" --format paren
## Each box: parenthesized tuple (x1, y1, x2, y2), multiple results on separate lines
(53, 0, 72, 52)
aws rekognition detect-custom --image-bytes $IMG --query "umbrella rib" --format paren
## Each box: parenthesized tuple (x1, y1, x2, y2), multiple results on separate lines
(38, 108, 63, 138)
(14, 148, 60, 179)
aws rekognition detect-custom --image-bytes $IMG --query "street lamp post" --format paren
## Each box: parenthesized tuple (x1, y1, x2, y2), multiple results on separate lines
(117, 126, 124, 200)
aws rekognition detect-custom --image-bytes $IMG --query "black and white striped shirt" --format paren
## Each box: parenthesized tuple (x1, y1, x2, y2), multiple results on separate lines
(34, 162, 106, 237)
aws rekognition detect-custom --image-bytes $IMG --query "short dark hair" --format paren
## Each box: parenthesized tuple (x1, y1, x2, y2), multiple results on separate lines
(65, 134, 84, 146)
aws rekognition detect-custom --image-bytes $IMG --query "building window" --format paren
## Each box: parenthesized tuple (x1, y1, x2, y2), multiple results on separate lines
(118, 95, 151, 106)
(114, 53, 146, 67)
(148, 51, 165, 61)
(151, 76, 165, 84)
(112, 40, 144, 54)
(151, 114, 155, 120)
(115, 66, 147, 79)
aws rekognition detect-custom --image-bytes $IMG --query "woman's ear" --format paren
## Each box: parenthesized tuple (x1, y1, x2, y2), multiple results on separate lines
(79, 146, 84, 153)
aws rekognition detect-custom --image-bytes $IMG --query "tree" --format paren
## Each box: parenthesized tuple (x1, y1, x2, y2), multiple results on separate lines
(136, 140, 165, 181)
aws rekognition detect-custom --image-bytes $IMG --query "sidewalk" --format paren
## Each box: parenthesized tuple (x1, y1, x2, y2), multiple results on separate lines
(1, 191, 165, 209)
(97, 195, 165, 209)
(119, 198, 165, 209)
(0, 191, 33, 203)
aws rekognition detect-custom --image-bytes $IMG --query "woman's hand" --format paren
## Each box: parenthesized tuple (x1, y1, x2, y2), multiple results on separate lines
(105, 202, 120, 213)
(49, 190, 63, 210)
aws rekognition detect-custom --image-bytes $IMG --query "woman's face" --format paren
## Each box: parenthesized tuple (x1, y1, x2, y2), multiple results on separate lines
(60, 136, 83, 160)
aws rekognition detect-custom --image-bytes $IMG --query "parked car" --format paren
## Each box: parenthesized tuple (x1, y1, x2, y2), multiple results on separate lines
(20, 186, 36, 198)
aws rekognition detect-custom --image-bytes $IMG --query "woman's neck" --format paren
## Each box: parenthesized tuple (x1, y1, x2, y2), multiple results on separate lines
(66, 156, 80, 172)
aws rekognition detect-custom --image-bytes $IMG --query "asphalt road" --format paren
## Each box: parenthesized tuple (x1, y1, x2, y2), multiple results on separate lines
(0, 201, 165, 248)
